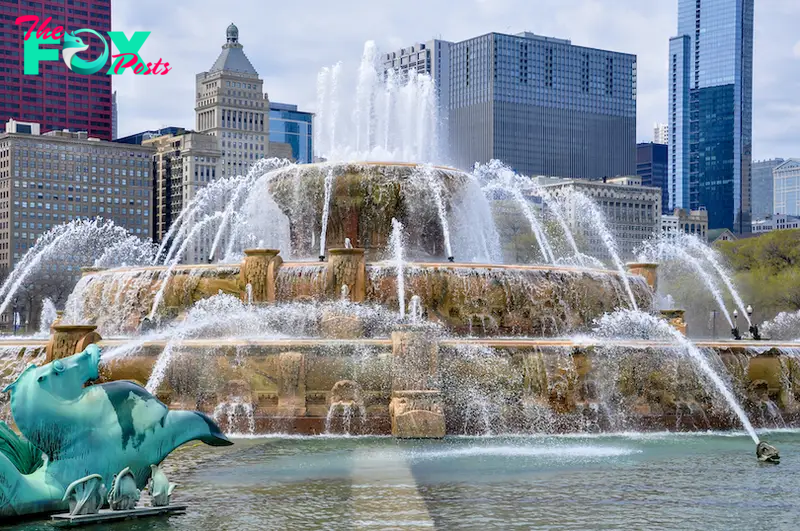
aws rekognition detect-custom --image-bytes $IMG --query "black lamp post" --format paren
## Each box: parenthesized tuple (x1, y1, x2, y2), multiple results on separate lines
(747, 304, 761, 340)
(731, 308, 741, 340)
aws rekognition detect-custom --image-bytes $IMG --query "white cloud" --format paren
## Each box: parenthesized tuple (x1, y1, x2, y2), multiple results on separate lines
(112, 0, 798, 159)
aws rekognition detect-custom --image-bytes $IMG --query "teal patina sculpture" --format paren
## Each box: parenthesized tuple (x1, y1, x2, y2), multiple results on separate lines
(107, 467, 140, 510)
(0, 344, 232, 517)
(147, 464, 176, 507)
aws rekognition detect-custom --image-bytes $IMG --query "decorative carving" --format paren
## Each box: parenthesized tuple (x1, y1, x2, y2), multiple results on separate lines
(326, 248, 366, 302)
(46, 324, 102, 362)
(389, 390, 445, 438)
(108, 467, 140, 511)
(147, 464, 176, 507)
(278, 352, 306, 414)
(240, 249, 282, 303)
(626, 262, 658, 291)
(62, 474, 106, 515)
(661, 309, 687, 336)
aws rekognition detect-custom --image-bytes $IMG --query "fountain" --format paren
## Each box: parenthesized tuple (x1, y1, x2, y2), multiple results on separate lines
(0, 44, 792, 514)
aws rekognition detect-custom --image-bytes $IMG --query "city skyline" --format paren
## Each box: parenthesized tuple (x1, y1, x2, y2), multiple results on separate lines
(109, 0, 800, 160)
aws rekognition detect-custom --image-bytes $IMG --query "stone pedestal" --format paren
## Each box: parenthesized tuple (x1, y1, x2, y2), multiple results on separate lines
(626, 262, 658, 291)
(325, 248, 366, 302)
(277, 352, 306, 415)
(390, 390, 446, 439)
(661, 309, 687, 336)
(240, 249, 282, 303)
(47, 324, 102, 362)
(389, 326, 445, 438)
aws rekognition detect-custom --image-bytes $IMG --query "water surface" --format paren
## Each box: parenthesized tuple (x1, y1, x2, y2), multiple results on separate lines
(5, 431, 798, 530)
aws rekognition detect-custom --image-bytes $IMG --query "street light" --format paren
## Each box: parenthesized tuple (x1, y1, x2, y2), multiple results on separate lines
(731, 308, 741, 340)
(747, 304, 761, 340)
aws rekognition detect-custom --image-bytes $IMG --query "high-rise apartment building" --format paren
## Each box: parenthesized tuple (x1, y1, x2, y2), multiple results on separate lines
(145, 132, 220, 255)
(269, 102, 313, 163)
(751, 158, 784, 219)
(773, 159, 800, 217)
(382, 39, 452, 145)
(447, 32, 635, 178)
(637, 142, 669, 213)
(0, 0, 113, 140)
(668, 0, 754, 233)
(653, 123, 669, 145)
(195, 23, 268, 179)
(0, 119, 153, 275)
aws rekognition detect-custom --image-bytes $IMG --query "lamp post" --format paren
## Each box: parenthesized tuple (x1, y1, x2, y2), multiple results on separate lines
(747, 304, 761, 340)
(731, 308, 741, 340)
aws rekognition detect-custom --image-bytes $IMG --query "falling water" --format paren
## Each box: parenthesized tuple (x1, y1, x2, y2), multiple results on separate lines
(567, 191, 638, 310)
(246, 284, 253, 306)
(640, 238, 734, 328)
(319, 168, 337, 259)
(475, 161, 555, 264)
(594, 310, 759, 443)
(0, 219, 154, 319)
(528, 178, 585, 263)
(390, 218, 406, 318)
(38, 298, 57, 335)
(213, 398, 256, 436)
(666, 232, 751, 326)
(414, 164, 454, 260)
(149, 212, 226, 320)
(408, 295, 423, 323)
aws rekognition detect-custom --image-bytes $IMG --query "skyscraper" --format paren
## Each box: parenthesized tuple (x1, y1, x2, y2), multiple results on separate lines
(653, 123, 669, 145)
(269, 102, 313, 163)
(751, 158, 784, 219)
(668, 0, 754, 233)
(448, 32, 636, 179)
(111, 91, 118, 140)
(195, 23, 268, 179)
(0, 0, 113, 140)
(637, 142, 669, 211)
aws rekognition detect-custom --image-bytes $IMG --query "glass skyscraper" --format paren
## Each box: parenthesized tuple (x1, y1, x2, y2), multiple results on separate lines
(269, 102, 313, 164)
(448, 32, 636, 179)
(668, 0, 754, 233)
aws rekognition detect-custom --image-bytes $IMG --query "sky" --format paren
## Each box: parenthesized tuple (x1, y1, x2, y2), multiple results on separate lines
(112, 0, 800, 160)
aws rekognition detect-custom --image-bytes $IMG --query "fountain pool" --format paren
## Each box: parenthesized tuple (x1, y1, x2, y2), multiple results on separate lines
(7, 431, 800, 529)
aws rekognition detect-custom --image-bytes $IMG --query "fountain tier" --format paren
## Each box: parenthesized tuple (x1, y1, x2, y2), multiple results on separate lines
(65, 253, 652, 336)
(267, 162, 477, 260)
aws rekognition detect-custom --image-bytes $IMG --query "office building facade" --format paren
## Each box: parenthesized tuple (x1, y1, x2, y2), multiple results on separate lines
(269, 102, 313, 163)
(195, 23, 268, 179)
(668, 0, 754, 233)
(0, 0, 113, 140)
(752, 214, 800, 234)
(637, 142, 669, 214)
(0, 119, 154, 274)
(542, 176, 661, 260)
(661, 207, 708, 239)
(447, 32, 636, 178)
(773, 159, 800, 217)
(751, 158, 784, 219)
(146, 132, 220, 255)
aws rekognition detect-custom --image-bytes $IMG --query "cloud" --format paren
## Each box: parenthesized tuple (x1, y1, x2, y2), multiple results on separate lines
(112, 0, 797, 159)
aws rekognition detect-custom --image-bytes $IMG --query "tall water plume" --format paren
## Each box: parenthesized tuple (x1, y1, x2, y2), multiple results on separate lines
(390, 218, 406, 319)
(315, 41, 442, 163)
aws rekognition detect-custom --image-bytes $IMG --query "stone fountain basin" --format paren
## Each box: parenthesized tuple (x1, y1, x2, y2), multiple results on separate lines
(1, 337, 796, 436)
(70, 259, 653, 337)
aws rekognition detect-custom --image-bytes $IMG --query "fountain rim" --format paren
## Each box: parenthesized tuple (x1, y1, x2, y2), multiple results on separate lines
(82, 260, 632, 278)
(1, 337, 794, 352)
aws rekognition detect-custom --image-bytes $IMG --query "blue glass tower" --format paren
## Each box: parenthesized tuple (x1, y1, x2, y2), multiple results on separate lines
(668, 0, 754, 233)
(269, 102, 313, 163)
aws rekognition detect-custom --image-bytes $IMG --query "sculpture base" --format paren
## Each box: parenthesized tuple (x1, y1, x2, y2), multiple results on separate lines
(51, 505, 187, 527)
